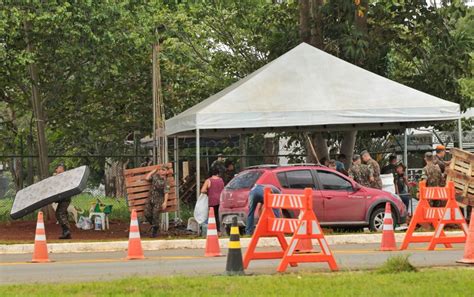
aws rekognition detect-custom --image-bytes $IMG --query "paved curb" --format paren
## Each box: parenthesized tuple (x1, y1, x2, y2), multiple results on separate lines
(0, 231, 464, 255)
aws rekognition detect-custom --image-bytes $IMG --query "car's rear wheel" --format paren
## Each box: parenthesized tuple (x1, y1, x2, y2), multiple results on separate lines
(369, 206, 397, 232)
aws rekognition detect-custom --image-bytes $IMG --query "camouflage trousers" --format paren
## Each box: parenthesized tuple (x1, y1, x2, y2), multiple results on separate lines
(144, 201, 162, 231)
(55, 198, 71, 229)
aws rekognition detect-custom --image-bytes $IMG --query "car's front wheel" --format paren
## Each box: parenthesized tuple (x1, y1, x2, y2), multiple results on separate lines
(369, 206, 397, 232)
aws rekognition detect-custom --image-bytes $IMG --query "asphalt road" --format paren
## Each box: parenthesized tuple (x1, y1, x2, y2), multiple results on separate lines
(0, 243, 467, 285)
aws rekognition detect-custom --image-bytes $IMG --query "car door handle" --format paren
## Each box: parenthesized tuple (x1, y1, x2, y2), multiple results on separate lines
(323, 196, 333, 200)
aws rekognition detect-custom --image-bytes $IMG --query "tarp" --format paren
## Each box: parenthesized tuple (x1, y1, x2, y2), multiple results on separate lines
(166, 43, 460, 136)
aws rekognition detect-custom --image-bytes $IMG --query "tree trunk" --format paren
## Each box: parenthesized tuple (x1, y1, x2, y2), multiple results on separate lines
(104, 159, 116, 197)
(240, 135, 248, 169)
(309, 0, 324, 49)
(115, 160, 128, 198)
(340, 131, 357, 169)
(263, 134, 279, 164)
(24, 20, 53, 220)
(299, 0, 311, 43)
(304, 134, 319, 163)
(104, 159, 127, 198)
(24, 21, 49, 181)
(26, 134, 34, 186)
(9, 158, 23, 192)
(313, 133, 329, 162)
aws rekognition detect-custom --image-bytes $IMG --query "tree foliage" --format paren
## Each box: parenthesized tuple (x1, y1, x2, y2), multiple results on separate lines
(1, 1, 472, 187)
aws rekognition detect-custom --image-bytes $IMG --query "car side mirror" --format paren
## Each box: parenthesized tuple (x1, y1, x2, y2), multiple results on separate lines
(353, 184, 362, 192)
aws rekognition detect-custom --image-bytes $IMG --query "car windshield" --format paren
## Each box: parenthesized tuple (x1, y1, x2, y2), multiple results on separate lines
(225, 170, 263, 190)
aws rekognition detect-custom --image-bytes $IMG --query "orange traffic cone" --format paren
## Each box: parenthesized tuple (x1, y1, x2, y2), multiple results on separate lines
(205, 207, 222, 257)
(32, 211, 50, 263)
(457, 212, 474, 264)
(126, 209, 145, 260)
(380, 202, 397, 251)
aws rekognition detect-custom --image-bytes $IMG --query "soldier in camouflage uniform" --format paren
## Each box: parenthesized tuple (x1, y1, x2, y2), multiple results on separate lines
(54, 164, 72, 239)
(433, 145, 450, 187)
(422, 152, 443, 187)
(348, 154, 372, 187)
(145, 166, 170, 238)
(361, 150, 383, 189)
(422, 152, 444, 207)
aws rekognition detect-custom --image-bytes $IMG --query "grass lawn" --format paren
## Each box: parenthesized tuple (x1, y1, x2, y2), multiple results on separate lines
(0, 268, 473, 297)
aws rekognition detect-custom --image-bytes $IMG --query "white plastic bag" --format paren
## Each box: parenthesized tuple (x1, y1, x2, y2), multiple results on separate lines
(194, 193, 209, 224)
(76, 216, 93, 230)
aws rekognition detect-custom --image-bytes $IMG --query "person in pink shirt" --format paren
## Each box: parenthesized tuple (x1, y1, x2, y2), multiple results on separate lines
(201, 167, 225, 233)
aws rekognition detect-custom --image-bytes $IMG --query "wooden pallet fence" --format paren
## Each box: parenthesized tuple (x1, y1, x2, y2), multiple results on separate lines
(124, 163, 177, 217)
(446, 148, 474, 206)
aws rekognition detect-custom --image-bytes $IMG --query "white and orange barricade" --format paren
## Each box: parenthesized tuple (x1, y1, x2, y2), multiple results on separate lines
(243, 188, 338, 272)
(401, 181, 468, 250)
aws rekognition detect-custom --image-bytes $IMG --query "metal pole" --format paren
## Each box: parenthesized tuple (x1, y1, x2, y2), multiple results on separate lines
(458, 118, 463, 150)
(152, 42, 157, 164)
(403, 128, 408, 167)
(133, 131, 139, 167)
(164, 136, 169, 164)
(174, 136, 180, 218)
(404, 128, 412, 215)
(196, 129, 201, 201)
(163, 136, 169, 230)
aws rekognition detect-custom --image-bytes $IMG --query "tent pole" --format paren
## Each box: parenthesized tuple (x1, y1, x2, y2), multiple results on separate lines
(403, 128, 408, 166)
(403, 128, 412, 215)
(196, 129, 200, 202)
(458, 118, 463, 150)
(174, 136, 180, 219)
(162, 136, 169, 231)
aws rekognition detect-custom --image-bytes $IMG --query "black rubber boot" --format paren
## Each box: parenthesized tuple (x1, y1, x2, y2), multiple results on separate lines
(59, 226, 72, 239)
(150, 226, 158, 238)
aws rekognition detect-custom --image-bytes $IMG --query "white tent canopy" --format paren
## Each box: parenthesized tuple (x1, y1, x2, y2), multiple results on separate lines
(165, 43, 462, 205)
(166, 43, 460, 136)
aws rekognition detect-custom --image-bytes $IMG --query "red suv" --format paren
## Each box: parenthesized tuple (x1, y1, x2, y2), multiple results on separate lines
(219, 164, 407, 234)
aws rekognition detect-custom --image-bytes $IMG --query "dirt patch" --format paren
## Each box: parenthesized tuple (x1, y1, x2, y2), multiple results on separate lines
(0, 220, 195, 243)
